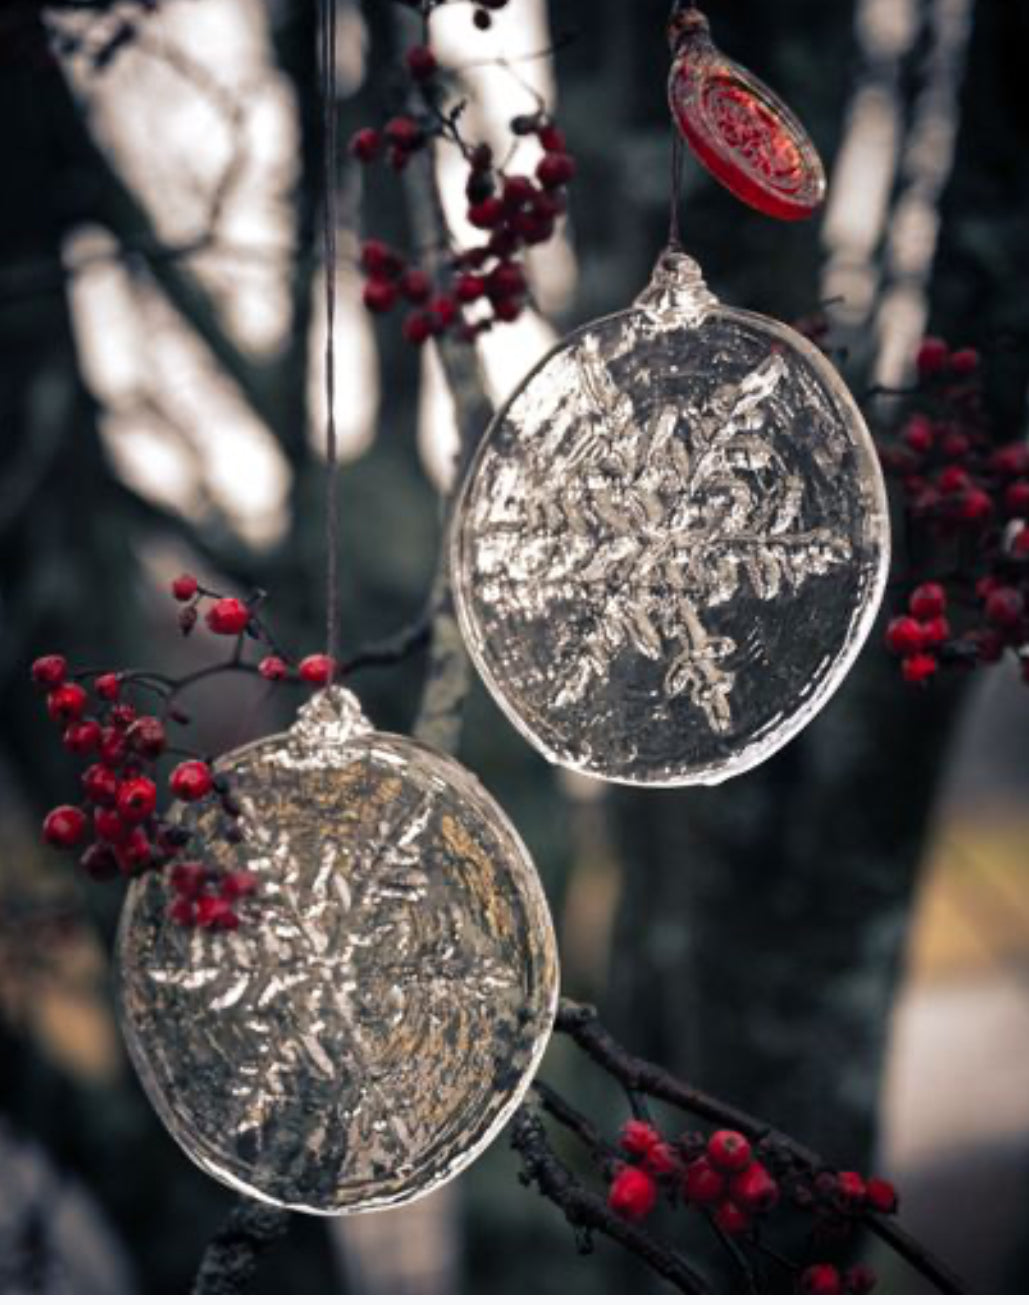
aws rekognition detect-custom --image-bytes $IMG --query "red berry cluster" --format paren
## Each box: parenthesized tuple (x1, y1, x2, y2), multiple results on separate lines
(32, 654, 246, 926)
(606, 1122, 895, 1291)
(32, 576, 345, 929)
(877, 337, 1029, 686)
(171, 574, 335, 685)
(348, 15, 574, 347)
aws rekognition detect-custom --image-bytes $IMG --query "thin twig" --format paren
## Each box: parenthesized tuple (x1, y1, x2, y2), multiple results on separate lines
(511, 1109, 711, 1295)
(554, 1000, 966, 1294)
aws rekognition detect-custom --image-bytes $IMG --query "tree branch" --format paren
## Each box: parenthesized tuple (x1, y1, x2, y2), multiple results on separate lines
(511, 1109, 712, 1295)
(191, 1198, 290, 1295)
(553, 1000, 966, 1295)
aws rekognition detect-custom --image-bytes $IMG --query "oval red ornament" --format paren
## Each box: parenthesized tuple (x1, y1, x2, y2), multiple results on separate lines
(668, 6, 826, 221)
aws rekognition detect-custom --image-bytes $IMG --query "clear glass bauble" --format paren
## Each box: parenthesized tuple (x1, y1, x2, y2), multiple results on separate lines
(452, 250, 891, 787)
(116, 688, 558, 1214)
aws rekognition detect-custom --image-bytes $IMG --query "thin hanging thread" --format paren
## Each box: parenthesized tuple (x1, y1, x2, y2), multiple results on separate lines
(321, 0, 341, 670)
(668, 131, 685, 249)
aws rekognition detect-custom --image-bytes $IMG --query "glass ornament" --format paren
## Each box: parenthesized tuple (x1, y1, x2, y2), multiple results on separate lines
(117, 687, 558, 1214)
(452, 250, 890, 787)
(667, 4, 826, 221)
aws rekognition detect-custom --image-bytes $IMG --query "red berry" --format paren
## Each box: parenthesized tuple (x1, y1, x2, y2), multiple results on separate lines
(902, 415, 933, 454)
(620, 1120, 661, 1157)
(109, 703, 136, 728)
(501, 174, 537, 209)
(170, 862, 208, 897)
(956, 488, 993, 524)
(729, 1162, 779, 1214)
(492, 297, 525, 323)
(902, 652, 938, 684)
(47, 683, 87, 724)
(1011, 527, 1029, 557)
(64, 720, 101, 755)
(349, 127, 381, 163)
(985, 586, 1024, 628)
(171, 573, 198, 602)
(866, 1177, 898, 1214)
(643, 1142, 679, 1177)
(455, 273, 486, 303)
(406, 45, 437, 80)
(94, 672, 121, 701)
(127, 716, 167, 758)
(488, 262, 527, 300)
(82, 763, 120, 806)
(402, 311, 434, 346)
(115, 827, 152, 874)
(94, 806, 128, 844)
(920, 616, 951, 646)
(607, 1166, 657, 1222)
(43, 805, 88, 849)
(170, 760, 214, 801)
(537, 124, 566, 153)
(800, 1265, 842, 1294)
(399, 268, 432, 304)
(991, 444, 1029, 478)
(195, 894, 240, 932)
(206, 597, 251, 636)
(384, 115, 423, 151)
(836, 1170, 867, 1209)
(360, 239, 403, 278)
(364, 278, 398, 313)
(168, 895, 197, 926)
(713, 1199, 750, 1235)
(430, 295, 457, 328)
(81, 842, 119, 882)
(916, 336, 949, 376)
(683, 1158, 726, 1205)
(885, 616, 925, 657)
(221, 869, 259, 899)
(259, 655, 289, 681)
(909, 582, 946, 620)
(32, 655, 68, 688)
(949, 347, 979, 376)
(299, 654, 336, 686)
(537, 151, 576, 189)
(117, 776, 157, 825)
(843, 1266, 877, 1294)
(99, 726, 128, 766)
(468, 198, 505, 229)
(706, 1129, 753, 1174)
(1004, 482, 1029, 517)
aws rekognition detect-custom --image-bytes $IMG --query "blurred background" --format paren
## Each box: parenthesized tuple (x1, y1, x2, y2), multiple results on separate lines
(1, 0, 1027, 1292)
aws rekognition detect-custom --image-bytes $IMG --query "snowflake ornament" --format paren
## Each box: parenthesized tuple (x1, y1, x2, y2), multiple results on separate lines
(117, 687, 558, 1213)
(452, 250, 890, 786)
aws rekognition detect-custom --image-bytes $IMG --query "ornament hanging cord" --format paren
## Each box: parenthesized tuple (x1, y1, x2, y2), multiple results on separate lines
(320, 0, 341, 671)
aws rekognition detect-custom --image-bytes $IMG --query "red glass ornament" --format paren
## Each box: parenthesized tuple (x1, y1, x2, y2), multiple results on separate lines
(668, 5, 826, 221)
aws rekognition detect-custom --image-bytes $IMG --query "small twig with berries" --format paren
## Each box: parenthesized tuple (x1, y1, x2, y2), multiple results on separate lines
(875, 336, 1029, 688)
(31, 575, 436, 933)
(350, 0, 575, 348)
(509, 1000, 966, 1295)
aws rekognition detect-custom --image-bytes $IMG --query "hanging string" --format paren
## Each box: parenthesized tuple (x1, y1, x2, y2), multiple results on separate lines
(320, 0, 341, 671)
(668, 131, 685, 250)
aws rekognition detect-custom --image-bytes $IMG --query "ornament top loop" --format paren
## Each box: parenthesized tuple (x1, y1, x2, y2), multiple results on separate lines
(290, 686, 373, 750)
(634, 248, 719, 328)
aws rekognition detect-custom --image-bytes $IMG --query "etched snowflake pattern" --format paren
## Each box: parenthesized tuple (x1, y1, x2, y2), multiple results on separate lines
(454, 259, 890, 785)
(117, 692, 558, 1213)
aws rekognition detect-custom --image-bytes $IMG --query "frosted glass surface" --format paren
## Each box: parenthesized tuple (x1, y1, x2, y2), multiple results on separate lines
(453, 252, 890, 786)
(117, 689, 558, 1214)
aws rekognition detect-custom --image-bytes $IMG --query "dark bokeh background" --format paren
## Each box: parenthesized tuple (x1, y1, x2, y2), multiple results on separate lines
(1, 0, 1028, 1292)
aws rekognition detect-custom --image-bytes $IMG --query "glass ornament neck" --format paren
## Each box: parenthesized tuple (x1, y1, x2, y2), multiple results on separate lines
(291, 686, 373, 746)
(635, 247, 718, 327)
